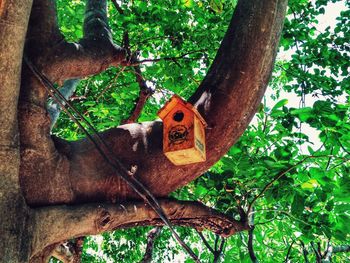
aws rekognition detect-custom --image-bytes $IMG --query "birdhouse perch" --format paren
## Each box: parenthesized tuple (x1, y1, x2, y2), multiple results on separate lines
(158, 95, 207, 165)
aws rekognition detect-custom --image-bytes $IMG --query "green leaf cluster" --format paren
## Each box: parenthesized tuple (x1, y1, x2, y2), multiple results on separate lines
(51, 0, 350, 262)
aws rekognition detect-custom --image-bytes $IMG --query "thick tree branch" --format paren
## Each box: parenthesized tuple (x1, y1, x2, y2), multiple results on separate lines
(333, 244, 350, 254)
(20, 0, 288, 206)
(25, 0, 126, 82)
(30, 199, 248, 260)
(25, 0, 63, 49)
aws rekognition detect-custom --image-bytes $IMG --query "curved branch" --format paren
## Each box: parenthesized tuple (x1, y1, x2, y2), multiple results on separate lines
(140, 227, 162, 263)
(20, 0, 288, 205)
(300, 241, 310, 263)
(248, 227, 259, 263)
(25, 0, 126, 82)
(121, 30, 153, 124)
(197, 230, 215, 254)
(25, 0, 63, 48)
(30, 199, 248, 260)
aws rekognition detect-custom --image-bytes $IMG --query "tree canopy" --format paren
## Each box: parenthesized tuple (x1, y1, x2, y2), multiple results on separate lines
(0, 0, 349, 262)
(43, 0, 349, 262)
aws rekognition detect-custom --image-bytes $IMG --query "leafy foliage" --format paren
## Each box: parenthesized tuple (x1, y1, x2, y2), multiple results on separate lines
(51, 0, 349, 262)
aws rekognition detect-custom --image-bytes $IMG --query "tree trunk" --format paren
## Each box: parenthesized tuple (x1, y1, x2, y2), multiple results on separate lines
(0, 0, 33, 262)
(0, 0, 288, 260)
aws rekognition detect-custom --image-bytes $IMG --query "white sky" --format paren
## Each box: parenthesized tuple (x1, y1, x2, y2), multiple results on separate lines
(260, 1, 348, 152)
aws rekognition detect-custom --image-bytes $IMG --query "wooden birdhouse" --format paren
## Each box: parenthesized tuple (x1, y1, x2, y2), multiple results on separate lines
(158, 95, 207, 165)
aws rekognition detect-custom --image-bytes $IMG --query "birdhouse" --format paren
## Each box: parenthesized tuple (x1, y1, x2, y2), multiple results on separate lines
(158, 95, 207, 165)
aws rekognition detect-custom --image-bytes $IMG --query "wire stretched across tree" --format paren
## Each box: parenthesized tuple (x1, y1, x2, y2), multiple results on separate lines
(0, 0, 288, 261)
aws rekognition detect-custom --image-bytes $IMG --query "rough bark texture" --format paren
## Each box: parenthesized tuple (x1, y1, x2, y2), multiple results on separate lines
(0, 0, 288, 261)
(19, 0, 288, 206)
(30, 200, 248, 261)
(0, 0, 33, 262)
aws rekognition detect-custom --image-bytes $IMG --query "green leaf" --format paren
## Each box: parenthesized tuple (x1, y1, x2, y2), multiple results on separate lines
(194, 185, 208, 196)
(210, 0, 223, 13)
(291, 107, 314, 122)
(271, 99, 288, 112)
(301, 179, 319, 190)
(292, 193, 305, 215)
(181, 0, 194, 8)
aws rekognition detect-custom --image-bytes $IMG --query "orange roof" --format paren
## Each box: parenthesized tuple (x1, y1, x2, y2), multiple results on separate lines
(157, 94, 207, 127)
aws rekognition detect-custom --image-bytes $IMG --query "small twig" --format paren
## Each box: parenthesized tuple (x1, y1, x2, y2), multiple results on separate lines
(336, 137, 350, 155)
(255, 214, 278, 225)
(300, 241, 309, 263)
(213, 237, 226, 263)
(247, 155, 337, 215)
(323, 240, 331, 258)
(134, 49, 206, 65)
(247, 158, 306, 215)
(311, 241, 322, 262)
(214, 234, 219, 252)
(111, 0, 124, 14)
(248, 227, 258, 263)
(317, 242, 322, 260)
(251, 208, 312, 226)
(322, 240, 332, 262)
(329, 158, 350, 170)
(218, 237, 225, 254)
(325, 147, 333, 170)
(131, 35, 180, 48)
(196, 230, 215, 255)
(284, 239, 295, 262)
(239, 233, 248, 247)
(254, 112, 269, 155)
(115, 10, 153, 124)
(140, 227, 162, 263)
(96, 66, 126, 101)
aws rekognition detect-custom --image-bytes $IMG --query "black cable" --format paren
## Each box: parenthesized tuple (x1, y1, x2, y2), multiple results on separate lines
(24, 57, 200, 262)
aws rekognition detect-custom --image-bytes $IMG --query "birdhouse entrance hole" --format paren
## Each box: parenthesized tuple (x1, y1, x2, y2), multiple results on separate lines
(173, 111, 184, 122)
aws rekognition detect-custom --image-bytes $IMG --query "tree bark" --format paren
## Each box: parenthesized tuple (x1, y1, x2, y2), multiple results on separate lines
(30, 199, 248, 260)
(0, 0, 33, 262)
(0, 0, 288, 260)
(19, 0, 288, 206)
